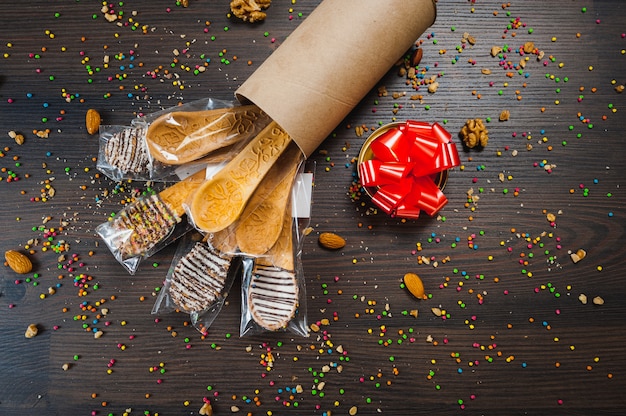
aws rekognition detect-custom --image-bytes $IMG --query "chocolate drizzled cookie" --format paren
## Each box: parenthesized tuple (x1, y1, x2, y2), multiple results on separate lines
(247, 264, 298, 331)
(168, 242, 233, 312)
(104, 126, 150, 176)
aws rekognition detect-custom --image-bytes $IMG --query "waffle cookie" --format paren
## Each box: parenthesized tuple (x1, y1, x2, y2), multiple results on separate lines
(100, 170, 206, 258)
(168, 242, 233, 312)
(103, 125, 150, 176)
(110, 194, 181, 257)
(189, 121, 293, 233)
(247, 263, 298, 331)
(146, 105, 270, 165)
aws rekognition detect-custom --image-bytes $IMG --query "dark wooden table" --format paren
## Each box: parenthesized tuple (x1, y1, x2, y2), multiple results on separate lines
(1, 1, 625, 415)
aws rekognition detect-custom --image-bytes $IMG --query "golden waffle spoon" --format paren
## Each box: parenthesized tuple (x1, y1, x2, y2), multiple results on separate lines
(189, 121, 294, 233)
(146, 105, 270, 165)
(234, 143, 302, 255)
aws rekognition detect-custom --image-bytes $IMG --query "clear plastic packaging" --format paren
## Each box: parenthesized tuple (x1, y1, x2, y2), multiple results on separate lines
(152, 232, 240, 335)
(96, 169, 207, 274)
(150, 157, 314, 335)
(96, 194, 191, 274)
(96, 98, 271, 181)
(238, 159, 314, 337)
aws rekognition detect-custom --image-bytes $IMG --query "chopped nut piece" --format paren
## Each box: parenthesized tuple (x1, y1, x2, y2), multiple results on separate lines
(481, 68, 492, 75)
(431, 307, 442, 317)
(499, 109, 510, 121)
(25, 323, 39, 338)
(491, 46, 503, 57)
(199, 402, 213, 416)
(578, 293, 588, 304)
(615, 85, 624, 93)
(523, 41, 535, 54)
(462, 32, 476, 45)
(104, 13, 117, 23)
(570, 248, 586, 263)
(546, 212, 556, 222)
(592, 296, 604, 305)
(427, 81, 439, 93)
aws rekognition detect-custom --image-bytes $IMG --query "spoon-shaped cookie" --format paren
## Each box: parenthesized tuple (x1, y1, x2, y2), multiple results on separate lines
(146, 105, 270, 165)
(189, 121, 293, 233)
(235, 142, 302, 255)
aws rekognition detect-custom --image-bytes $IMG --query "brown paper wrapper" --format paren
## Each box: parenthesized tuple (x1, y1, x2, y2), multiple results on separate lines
(235, 0, 437, 158)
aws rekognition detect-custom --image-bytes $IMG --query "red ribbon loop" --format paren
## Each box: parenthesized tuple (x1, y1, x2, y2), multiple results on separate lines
(358, 121, 460, 219)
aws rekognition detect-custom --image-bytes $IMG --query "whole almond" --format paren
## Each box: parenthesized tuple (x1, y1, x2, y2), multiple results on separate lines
(86, 108, 101, 135)
(318, 232, 346, 250)
(5, 250, 33, 274)
(403, 272, 426, 299)
(410, 47, 423, 67)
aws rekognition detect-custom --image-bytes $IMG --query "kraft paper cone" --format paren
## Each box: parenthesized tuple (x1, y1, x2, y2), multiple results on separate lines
(235, 0, 437, 158)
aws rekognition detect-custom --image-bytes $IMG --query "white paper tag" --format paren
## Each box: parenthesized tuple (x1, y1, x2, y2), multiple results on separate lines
(292, 172, 313, 219)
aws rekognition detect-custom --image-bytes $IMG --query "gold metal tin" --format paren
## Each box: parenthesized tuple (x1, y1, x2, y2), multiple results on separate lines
(357, 122, 448, 198)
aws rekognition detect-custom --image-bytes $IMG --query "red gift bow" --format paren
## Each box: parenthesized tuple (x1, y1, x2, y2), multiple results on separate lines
(358, 121, 460, 218)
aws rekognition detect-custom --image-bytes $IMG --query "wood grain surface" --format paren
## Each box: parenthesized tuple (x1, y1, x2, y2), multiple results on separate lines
(1, 1, 625, 415)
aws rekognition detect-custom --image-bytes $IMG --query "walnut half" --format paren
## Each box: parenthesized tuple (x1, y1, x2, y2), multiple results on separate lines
(230, 0, 272, 23)
(459, 118, 489, 148)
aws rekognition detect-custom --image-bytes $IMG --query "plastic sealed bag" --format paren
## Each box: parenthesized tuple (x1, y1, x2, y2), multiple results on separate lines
(186, 141, 304, 254)
(152, 232, 240, 335)
(96, 169, 207, 274)
(96, 98, 271, 181)
(139, 98, 271, 166)
(239, 158, 314, 337)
